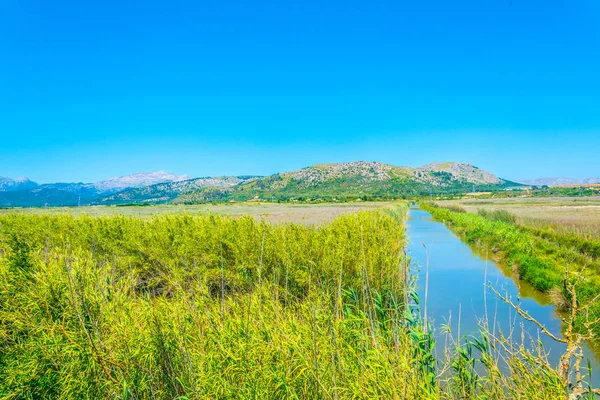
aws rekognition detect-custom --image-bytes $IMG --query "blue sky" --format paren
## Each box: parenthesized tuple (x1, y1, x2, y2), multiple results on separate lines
(1, 0, 599, 183)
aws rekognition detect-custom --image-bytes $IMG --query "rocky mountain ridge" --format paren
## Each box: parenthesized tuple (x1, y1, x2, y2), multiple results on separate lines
(92, 171, 191, 192)
(175, 161, 518, 204)
(101, 176, 259, 204)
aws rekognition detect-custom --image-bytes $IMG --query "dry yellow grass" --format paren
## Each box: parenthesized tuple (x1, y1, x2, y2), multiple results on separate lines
(439, 197, 600, 240)
(0, 201, 394, 226)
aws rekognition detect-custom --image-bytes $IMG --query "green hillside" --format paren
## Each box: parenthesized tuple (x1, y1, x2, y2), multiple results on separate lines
(174, 161, 521, 203)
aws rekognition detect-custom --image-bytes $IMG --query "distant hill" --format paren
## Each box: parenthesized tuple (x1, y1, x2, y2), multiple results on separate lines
(175, 161, 519, 203)
(521, 177, 600, 187)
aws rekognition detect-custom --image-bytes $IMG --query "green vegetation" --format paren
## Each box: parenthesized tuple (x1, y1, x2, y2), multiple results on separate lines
(423, 203, 600, 336)
(477, 208, 517, 224)
(519, 225, 600, 260)
(0, 204, 588, 398)
(531, 186, 600, 198)
(1, 207, 409, 398)
(175, 175, 521, 205)
(432, 186, 600, 202)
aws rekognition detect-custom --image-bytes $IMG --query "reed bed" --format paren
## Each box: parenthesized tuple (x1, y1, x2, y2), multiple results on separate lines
(0, 204, 576, 399)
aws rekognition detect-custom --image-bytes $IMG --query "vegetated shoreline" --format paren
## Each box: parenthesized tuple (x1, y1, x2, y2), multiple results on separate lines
(0, 203, 594, 398)
(464, 233, 555, 307)
(421, 203, 600, 338)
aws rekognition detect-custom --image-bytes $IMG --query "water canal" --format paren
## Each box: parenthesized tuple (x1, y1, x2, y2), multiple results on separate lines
(406, 206, 600, 379)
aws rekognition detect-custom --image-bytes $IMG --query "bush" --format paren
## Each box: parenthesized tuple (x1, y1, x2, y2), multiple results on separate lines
(445, 204, 467, 213)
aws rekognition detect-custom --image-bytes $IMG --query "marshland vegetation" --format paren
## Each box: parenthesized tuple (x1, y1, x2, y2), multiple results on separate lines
(0, 202, 597, 398)
(440, 197, 600, 241)
(0, 202, 392, 227)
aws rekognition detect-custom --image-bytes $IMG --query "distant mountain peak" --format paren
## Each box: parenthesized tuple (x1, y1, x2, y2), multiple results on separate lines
(13, 176, 33, 183)
(282, 161, 414, 185)
(93, 171, 191, 192)
(0, 176, 38, 191)
(415, 162, 501, 185)
(276, 160, 504, 187)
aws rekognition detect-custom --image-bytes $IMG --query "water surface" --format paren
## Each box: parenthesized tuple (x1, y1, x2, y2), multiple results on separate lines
(406, 206, 600, 377)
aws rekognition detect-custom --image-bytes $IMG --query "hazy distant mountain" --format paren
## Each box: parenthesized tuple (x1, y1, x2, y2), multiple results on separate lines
(176, 161, 519, 203)
(521, 177, 600, 186)
(100, 176, 259, 204)
(0, 171, 192, 207)
(92, 171, 191, 192)
(0, 176, 38, 191)
(582, 178, 600, 185)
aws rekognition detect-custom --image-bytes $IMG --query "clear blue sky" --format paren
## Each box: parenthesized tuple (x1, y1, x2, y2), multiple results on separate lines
(1, 0, 599, 183)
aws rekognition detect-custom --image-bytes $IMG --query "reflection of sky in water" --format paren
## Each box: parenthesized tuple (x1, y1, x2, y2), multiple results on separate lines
(406, 207, 600, 380)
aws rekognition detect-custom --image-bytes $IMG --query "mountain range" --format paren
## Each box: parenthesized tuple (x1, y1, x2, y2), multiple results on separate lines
(0, 161, 521, 207)
(0, 171, 191, 207)
(0, 176, 38, 192)
(520, 177, 600, 187)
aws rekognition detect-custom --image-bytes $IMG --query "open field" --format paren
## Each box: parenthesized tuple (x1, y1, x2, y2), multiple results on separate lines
(439, 196, 600, 241)
(0, 202, 393, 226)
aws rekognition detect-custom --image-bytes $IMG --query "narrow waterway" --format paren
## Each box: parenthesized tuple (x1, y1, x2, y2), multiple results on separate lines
(406, 206, 600, 378)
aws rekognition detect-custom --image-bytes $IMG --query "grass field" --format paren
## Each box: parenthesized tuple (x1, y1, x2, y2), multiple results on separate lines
(0, 202, 392, 226)
(439, 196, 600, 241)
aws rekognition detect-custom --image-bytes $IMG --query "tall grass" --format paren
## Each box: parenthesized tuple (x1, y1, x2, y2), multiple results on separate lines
(0, 204, 580, 398)
(477, 208, 517, 224)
